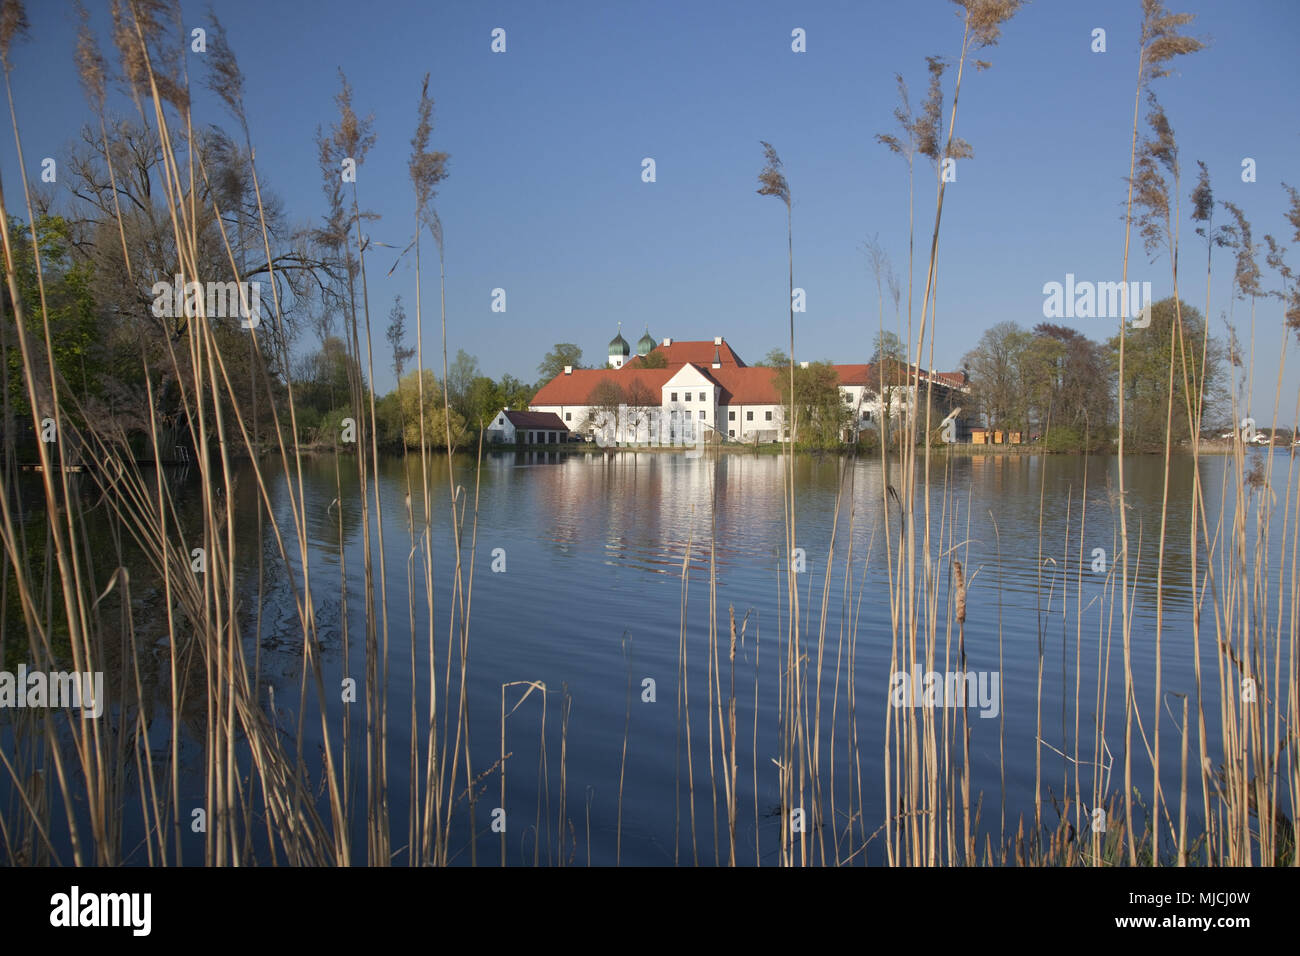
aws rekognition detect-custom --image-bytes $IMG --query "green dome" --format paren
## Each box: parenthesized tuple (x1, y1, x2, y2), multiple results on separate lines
(637, 329, 655, 356)
(608, 331, 630, 356)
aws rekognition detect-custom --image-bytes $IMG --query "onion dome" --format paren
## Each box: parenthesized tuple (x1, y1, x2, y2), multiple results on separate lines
(609, 324, 630, 357)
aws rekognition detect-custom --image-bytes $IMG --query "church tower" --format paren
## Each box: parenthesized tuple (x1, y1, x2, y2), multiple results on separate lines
(608, 323, 630, 369)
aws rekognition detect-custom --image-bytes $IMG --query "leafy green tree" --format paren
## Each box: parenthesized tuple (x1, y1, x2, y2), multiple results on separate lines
(753, 347, 790, 368)
(395, 368, 466, 449)
(465, 374, 504, 428)
(373, 389, 403, 445)
(1019, 332, 1064, 434)
(445, 349, 480, 421)
(870, 330, 907, 364)
(497, 373, 534, 410)
(385, 295, 415, 377)
(1108, 297, 1221, 450)
(2, 215, 100, 417)
(315, 406, 355, 447)
(640, 350, 668, 369)
(774, 360, 850, 449)
(537, 343, 584, 383)
(293, 336, 365, 423)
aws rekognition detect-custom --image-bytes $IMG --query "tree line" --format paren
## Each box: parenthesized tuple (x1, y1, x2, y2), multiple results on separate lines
(960, 297, 1224, 451)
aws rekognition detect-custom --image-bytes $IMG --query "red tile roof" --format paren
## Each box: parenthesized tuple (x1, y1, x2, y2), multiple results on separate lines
(707, 366, 781, 404)
(503, 410, 568, 431)
(835, 361, 966, 389)
(833, 364, 875, 386)
(929, 370, 969, 388)
(623, 339, 746, 369)
(531, 368, 673, 406)
(530, 346, 965, 408)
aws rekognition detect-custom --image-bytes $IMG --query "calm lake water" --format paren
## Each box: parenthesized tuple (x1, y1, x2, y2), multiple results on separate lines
(7, 447, 1297, 865)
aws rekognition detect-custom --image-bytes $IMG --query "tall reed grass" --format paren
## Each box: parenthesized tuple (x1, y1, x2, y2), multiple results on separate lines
(0, 0, 1294, 868)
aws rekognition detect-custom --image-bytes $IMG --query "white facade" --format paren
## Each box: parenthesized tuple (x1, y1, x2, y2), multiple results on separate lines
(529, 356, 968, 446)
(484, 409, 569, 445)
(661, 365, 717, 443)
(528, 400, 788, 445)
(531, 393, 912, 444)
(717, 404, 783, 441)
(532, 387, 946, 445)
(484, 410, 517, 444)
(842, 379, 956, 438)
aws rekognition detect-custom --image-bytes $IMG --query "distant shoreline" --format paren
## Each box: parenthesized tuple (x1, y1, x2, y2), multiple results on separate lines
(475, 440, 1289, 457)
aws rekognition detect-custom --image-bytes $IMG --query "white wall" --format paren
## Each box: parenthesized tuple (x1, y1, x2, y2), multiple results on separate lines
(484, 410, 516, 444)
(531, 404, 590, 433)
(662, 367, 718, 443)
(718, 403, 782, 440)
(532, 380, 960, 445)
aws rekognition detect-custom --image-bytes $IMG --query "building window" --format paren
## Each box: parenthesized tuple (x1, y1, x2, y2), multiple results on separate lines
(765, 411, 773, 421)
(685, 393, 691, 402)
(498, 417, 504, 425)
(698, 392, 705, 402)
(698, 410, 705, 420)
(728, 411, 735, 421)
(728, 429, 735, 438)
(671, 392, 678, 401)
(565, 412, 572, 421)
(670, 409, 678, 419)
(746, 411, 753, 421)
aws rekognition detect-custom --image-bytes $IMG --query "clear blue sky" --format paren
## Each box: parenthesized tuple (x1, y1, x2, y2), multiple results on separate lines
(5, 0, 1298, 423)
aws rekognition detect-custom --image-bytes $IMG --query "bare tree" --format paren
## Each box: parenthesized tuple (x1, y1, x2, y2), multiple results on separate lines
(623, 379, 657, 444)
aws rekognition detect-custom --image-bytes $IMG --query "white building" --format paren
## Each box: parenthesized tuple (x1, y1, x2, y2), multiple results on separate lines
(484, 409, 570, 445)
(529, 332, 968, 445)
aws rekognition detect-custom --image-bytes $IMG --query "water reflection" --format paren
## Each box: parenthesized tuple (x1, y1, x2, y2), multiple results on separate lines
(6, 448, 1292, 865)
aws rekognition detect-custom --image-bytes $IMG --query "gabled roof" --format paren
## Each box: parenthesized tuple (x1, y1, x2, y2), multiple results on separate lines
(502, 410, 568, 431)
(529, 346, 966, 409)
(663, 363, 718, 388)
(531, 368, 673, 406)
(623, 339, 746, 370)
(705, 366, 782, 404)
(832, 364, 875, 386)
